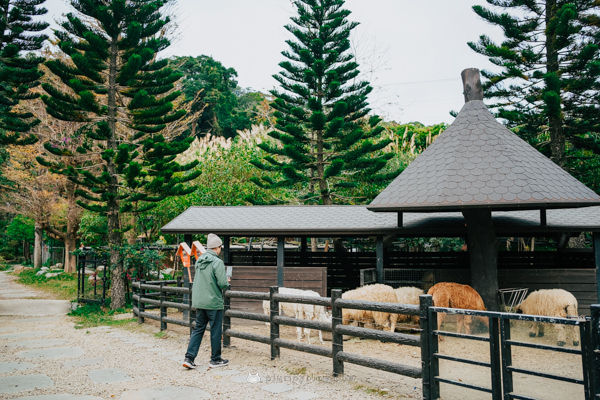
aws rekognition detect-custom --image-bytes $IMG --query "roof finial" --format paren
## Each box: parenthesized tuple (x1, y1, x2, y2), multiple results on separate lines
(461, 68, 484, 102)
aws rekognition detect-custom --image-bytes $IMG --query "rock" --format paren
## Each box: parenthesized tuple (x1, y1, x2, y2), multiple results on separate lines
(54, 263, 63, 269)
(11, 265, 32, 274)
(41, 267, 49, 271)
(45, 273, 60, 278)
(36, 270, 45, 276)
(96, 265, 105, 272)
(162, 268, 174, 276)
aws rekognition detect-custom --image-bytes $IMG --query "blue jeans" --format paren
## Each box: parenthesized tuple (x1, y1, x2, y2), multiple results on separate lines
(185, 309, 224, 362)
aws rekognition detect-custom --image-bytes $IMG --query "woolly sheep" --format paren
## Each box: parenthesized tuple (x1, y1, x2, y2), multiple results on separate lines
(342, 284, 398, 332)
(394, 286, 424, 324)
(427, 282, 487, 336)
(262, 287, 330, 344)
(515, 288, 579, 346)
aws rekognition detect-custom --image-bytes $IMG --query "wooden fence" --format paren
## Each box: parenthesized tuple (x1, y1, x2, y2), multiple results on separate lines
(130, 280, 600, 399)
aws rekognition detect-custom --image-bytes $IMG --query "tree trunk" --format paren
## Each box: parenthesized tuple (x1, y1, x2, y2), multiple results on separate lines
(64, 180, 81, 273)
(107, 38, 125, 310)
(34, 223, 42, 268)
(545, 0, 565, 166)
(463, 209, 499, 311)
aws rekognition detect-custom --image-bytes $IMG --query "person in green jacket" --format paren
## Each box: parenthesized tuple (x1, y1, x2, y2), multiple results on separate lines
(183, 233, 230, 369)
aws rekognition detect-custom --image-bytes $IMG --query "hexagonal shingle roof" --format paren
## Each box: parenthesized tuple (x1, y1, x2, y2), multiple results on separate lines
(368, 100, 600, 212)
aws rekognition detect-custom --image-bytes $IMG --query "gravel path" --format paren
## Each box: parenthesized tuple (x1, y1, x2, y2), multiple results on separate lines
(0, 272, 411, 400)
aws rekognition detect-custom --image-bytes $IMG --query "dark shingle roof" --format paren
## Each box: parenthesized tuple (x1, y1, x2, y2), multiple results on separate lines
(368, 100, 600, 212)
(161, 205, 600, 236)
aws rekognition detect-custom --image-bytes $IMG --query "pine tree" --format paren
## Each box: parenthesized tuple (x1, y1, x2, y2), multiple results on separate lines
(251, 0, 396, 205)
(469, 0, 600, 171)
(0, 0, 48, 146)
(38, 0, 199, 309)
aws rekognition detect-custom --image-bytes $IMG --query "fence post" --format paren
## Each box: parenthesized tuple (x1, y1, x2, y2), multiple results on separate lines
(270, 286, 280, 360)
(159, 282, 167, 331)
(429, 306, 440, 399)
(223, 289, 231, 348)
(419, 295, 433, 400)
(331, 288, 344, 376)
(489, 316, 502, 400)
(500, 317, 513, 399)
(187, 281, 194, 335)
(590, 305, 600, 397)
(580, 320, 592, 399)
(138, 279, 145, 323)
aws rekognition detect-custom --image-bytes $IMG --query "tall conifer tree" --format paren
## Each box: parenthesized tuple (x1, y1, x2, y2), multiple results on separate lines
(469, 0, 600, 170)
(39, 0, 199, 309)
(251, 0, 395, 205)
(0, 0, 48, 146)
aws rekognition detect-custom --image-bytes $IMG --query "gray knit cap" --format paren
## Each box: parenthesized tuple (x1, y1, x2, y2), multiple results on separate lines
(206, 233, 223, 249)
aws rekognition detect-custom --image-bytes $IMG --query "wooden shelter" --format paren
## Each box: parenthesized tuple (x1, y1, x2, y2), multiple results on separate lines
(368, 69, 600, 309)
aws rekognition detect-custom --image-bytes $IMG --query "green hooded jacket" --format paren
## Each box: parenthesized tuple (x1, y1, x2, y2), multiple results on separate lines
(191, 249, 229, 310)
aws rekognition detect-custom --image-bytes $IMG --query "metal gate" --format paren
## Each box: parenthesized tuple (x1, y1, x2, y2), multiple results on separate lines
(425, 305, 598, 399)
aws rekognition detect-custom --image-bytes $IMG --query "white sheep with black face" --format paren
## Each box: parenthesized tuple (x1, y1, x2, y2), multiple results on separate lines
(516, 288, 580, 347)
(262, 287, 330, 344)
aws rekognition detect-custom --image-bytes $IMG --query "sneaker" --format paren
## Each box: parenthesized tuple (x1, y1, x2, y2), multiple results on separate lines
(182, 358, 197, 369)
(209, 358, 229, 368)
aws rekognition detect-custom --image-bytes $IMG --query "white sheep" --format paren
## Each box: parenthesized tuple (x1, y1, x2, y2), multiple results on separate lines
(342, 284, 398, 332)
(516, 288, 580, 346)
(262, 287, 330, 344)
(394, 286, 424, 324)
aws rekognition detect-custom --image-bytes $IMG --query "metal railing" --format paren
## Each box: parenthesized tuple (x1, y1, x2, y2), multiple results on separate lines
(427, 305, 599, 399)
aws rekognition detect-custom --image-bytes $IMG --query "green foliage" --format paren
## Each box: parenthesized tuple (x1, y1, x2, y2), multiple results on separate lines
(172, 55, 263, 138)
(5, 214, 34, 242)
(16, 268, 77, 300)
(120, 244, 164, 280)
(252, 0, 398, 205)
(68, 303, 134, 329)
(77, 212, 107, 247)
(0, 0, 48, 147)
(469, 0, 600, 188)
(40, 0, 198, 217)
(148, 136, 295, 241)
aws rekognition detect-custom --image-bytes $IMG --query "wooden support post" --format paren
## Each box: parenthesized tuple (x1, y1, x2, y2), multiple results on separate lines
(594, 234, 600, 303)
(223, 235, 231, 265)
(540, 209, 547, 226)
(187, 281, 194, 335)
(419, 295, 433, 400)
(463, 209, 499, 310)
(138, 279, 145, 323)
(331, 289, 344, 376)
(376, 236, 384, 284)
(270, 286, 280, 360)
(223, 290, 231, 348)
(300, 237, 307, 265)
(159, 282, 167, 331)
(277, 237, 285, 287)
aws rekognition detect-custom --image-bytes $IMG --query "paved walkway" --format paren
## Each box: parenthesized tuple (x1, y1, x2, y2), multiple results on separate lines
(0, 271, 390, 400)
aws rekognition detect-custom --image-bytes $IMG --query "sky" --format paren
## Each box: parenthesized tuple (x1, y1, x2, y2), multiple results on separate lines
(43, 0, 504, 124)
